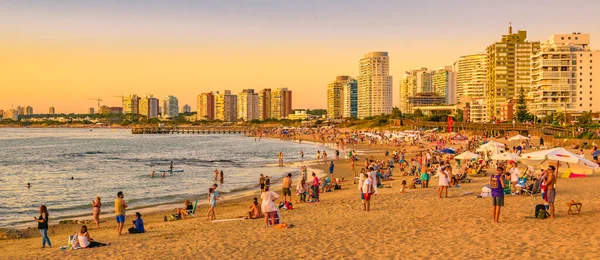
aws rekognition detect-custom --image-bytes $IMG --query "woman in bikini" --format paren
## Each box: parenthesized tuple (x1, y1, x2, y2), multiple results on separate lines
(92, 197, 101, 228)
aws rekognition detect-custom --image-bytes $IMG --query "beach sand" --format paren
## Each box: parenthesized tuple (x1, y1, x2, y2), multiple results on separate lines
(2, 134, 600, 259)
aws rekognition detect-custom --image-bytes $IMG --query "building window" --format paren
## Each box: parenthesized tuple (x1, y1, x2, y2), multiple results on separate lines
(580, 54, 583, 57)
(569, 37, 572, 40)
(580, 73, 583, 76)
(580, 97, 582, 100)
(576, 37, 579, 40)
(580, 91, 583, 94)
(580, 104, 583, 107)
(562, 37, 565, 40)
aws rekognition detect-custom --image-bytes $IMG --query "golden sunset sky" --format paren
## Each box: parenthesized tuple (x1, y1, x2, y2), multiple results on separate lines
(1, 0, 599, 113)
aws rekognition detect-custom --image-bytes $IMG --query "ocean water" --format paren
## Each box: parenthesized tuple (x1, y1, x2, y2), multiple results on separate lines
(0, 128, 332, 228)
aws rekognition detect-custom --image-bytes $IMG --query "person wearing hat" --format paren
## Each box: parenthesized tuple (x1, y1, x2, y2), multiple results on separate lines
(128, 212, 145, 234)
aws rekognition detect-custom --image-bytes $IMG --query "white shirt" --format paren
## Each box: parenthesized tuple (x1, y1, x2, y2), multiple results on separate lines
(77, 233, 90, 248)
(510, 167, 521, 182)
(358, 175, 365, 191)
(260, 191, 279, 213)
(362, 178, 372, 194)
(369, 171, 378, 194)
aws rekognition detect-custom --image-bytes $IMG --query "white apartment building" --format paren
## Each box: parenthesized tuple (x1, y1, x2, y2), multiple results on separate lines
(454, 53, 487, 104)
(238, 89, 259, 121)
(122, 94, 140, 114)
(469, 98, 487, 123)
(531, 33, 600, 116)
(357, 52, 393, 118)
(163, 95, 179, 118)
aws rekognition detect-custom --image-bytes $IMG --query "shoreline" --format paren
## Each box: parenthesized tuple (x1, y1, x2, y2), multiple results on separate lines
(2, 136, 331, 231)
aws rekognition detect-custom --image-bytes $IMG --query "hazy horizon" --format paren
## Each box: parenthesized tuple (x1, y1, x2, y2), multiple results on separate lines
(2, 0, 599, 113)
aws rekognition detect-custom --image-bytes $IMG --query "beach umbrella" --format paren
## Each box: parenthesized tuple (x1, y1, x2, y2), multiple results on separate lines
(491, 152, 521, 161)
(521, 148, 599, 175)
(454, 151, 482, 160)
(439, 148, 456, 154)
(508, 134, 529, 141)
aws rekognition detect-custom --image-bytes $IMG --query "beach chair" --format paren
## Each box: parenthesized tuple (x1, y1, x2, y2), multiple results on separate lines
(186, 201, 198, 218)
(503, 179, 512, 195)
(266, 211, 280, 227)
(522, 179, 541, 197)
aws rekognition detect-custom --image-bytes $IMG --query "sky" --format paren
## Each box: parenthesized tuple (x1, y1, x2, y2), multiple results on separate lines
(1, 0, 599, 114)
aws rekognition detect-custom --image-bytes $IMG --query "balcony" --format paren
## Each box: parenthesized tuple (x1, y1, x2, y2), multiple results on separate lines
(539, 71, 573, 78)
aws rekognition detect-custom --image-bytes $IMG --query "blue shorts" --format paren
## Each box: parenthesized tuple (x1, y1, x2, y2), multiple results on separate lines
(116, 215, 125, 223)
(360, 192, 364, 200)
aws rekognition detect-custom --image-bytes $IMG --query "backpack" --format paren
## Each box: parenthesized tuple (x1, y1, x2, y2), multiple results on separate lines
(535, 204, 549, 219)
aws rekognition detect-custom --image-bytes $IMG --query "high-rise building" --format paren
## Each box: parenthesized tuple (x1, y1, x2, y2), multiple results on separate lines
(88, 107, 95, 115)
(48, 107, 55, 115)
(163, 95, 179, 118)
(486, 24, 540, 120)
(405, 92, 446, 114)
(4, 109, 19, 121)
(238, 89, 259, 121)
(197, 92, 215, 121)
(214, 90, 238, 122)
(431, 66, 455, 104)
(122, 95, 140, 114)
(342, 78, 358, 118)
(399, 72, 414, 114)
(139, 95, 159, 119)
(271, 88, 292, 119)
(469, 98, 488, 123)
(258, 88, 272, 120)
(531, 33, 600, 116)
(25, 106, 33, 115)
(17, 106, 25, 115)
(327, 76, 357, 119)
(358, 52, 393, 118)
(454, 53, 487, 104)
(182, 104, 192, 113)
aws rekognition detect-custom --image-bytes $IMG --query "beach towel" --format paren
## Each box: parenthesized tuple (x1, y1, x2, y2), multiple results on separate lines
(68, 234, 82, 250)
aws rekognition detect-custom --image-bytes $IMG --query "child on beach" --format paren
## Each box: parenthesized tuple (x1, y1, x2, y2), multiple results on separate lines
(400, 180, 407, 193)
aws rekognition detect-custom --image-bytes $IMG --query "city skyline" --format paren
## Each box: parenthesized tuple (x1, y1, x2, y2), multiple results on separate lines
(1, 1, 600, 113)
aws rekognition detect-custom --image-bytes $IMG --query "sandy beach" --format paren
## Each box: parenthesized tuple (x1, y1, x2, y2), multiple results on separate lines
(2, 133, 600, 260)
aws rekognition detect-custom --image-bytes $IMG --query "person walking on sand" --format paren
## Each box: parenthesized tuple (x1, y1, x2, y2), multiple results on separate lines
(328, 161, 335, 180)
(436, 166, 449, 198)
(361, 173, 373, 212)
(546, 165, 557, 219)
(114, 191, 128, 236)
(278, 151, 284, 166)
(35, 205, 51, 248)
(92, 197, 101, 228)
(490, 167, 506, 223)
(207, 187, 221, 220)
(311, 172, 320, 202)
(282, 173, 292, 202)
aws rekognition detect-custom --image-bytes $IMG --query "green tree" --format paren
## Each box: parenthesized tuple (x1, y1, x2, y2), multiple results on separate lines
(578, 111, 593, 125)
(455, 109, 464, 122)
(414, 109, 424, 118)
(515, 87, 531, 123)
(390, 107, 402, 119)
(555, 112, 566, 126)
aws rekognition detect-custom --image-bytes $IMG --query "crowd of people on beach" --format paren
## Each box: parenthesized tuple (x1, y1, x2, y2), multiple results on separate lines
(29, 127, 599, 250)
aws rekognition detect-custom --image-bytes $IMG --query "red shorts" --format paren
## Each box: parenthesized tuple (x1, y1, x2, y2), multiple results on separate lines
(364, 193, 371, 201)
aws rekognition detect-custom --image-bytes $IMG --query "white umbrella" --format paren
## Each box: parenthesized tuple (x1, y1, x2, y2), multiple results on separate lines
(454, 151, 482, 160)
(491, 152, 521, 161)
(508, 134, 529, 141)
(521, 148, 599, 174)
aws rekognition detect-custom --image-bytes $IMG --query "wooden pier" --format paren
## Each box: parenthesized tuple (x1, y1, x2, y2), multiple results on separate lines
(131, 126, 253, 135)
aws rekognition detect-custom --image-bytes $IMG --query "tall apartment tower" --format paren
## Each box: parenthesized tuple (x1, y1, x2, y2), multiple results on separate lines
(357, 52, 393, 118)
(122, 95, 140, 114)
(486, 24, 540, 120)
(163, 95, 179, 118)
(271, 88, 292, 119)
(258, 89, 272, 120)
(196, 92, 215, 121)
(327, 76, 357, 118)
(238, 89, 259, 121)
(214, 90, 238, 122)
(454, 53, 487, 103)
(48, 107, 55, 115)
(431, 66, 455, 104)
(399, 72, 414, 114)
(25, 106, 33, 115)
(531, 33, 600, 116)
(139, 95, 159, 119)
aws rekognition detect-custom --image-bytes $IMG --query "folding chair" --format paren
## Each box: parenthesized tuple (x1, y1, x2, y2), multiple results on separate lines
(186, 201, 198, 217)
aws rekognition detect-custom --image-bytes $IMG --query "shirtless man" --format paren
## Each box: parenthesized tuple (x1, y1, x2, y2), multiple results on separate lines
(282, 173, 292, 202)
(278, 152, 284, 166)
(546, 165, 557, 219)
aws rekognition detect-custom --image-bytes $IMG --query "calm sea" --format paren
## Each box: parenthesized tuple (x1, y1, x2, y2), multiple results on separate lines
(0, 128, 331, 228)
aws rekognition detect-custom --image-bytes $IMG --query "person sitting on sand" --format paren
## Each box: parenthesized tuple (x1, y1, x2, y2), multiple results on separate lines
(400, 180, 407, 193)
(128, 212, 145, 234)
(75, 225, 108, 248)
(247, 198, 263, 219)
(177, 200, 193, 219)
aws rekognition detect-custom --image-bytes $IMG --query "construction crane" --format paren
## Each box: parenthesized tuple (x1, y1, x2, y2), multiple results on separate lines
(87, 98, 102, 113)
